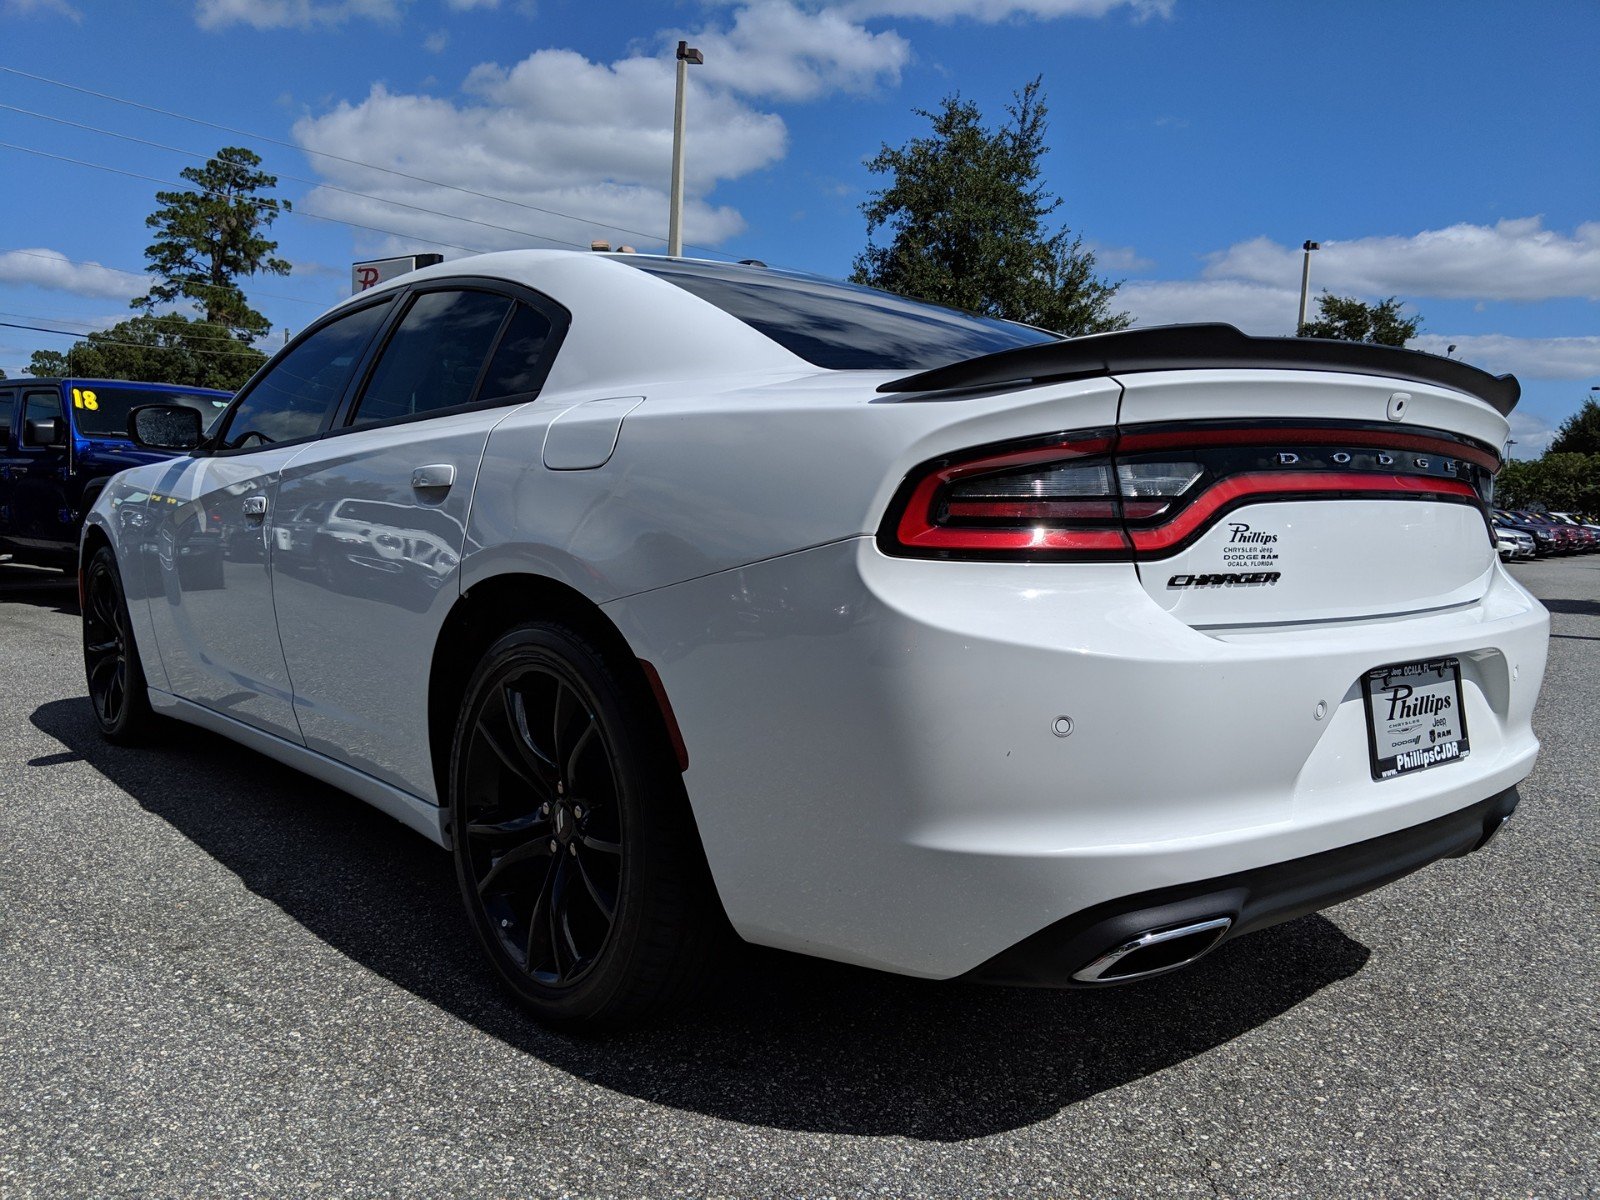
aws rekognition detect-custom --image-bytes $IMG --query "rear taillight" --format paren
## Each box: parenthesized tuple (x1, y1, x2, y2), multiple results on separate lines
(880, 420, 1496, 562)
(889, 430, 1133, 558)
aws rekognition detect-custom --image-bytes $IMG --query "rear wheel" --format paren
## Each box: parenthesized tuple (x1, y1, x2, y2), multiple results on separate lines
(83, 545, 157, 744)
(449, 622, 722, 1028)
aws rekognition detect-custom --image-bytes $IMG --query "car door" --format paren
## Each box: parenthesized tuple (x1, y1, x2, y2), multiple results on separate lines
(9, 384, 73, 555)
(0, 385, 16, 545)
(270, 282, 566, 801)
(143, 297, 395, 742)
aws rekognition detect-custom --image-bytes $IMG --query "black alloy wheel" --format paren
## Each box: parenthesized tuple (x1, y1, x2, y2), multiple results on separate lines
(450, 623, 722, 1027)
(83, 545, 156, 743)
(463, 660, 623, 985)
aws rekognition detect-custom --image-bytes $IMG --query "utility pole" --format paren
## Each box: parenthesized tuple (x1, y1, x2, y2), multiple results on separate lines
(668, 40, 704, 258)
(1296, 240, 1320, 335)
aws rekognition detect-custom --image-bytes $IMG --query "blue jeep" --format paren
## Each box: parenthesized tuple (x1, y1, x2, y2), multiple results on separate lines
(0, 377, 233, 569)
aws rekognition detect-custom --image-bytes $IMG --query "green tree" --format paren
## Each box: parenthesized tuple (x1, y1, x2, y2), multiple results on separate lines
(26, 314, 265, 390)
(24, 350, 69, 377)
(133, 146, 291, 341)
(1495, 453, 1600, 513)
(852, 79, 1129, 336)
(1300, 292, 1421, 346)
(1549, 397, 1600, 456)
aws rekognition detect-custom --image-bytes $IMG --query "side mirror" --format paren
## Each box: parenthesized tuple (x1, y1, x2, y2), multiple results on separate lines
(130, 404, 205, 451)
(24, 416, 67, 446)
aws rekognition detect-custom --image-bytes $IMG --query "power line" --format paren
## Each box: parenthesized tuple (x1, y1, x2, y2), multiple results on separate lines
(0, 139, 493, 255)
(0, 309, 263, 343)
(0, 102, 598, 251)
(0, 246, 329, 307)
(0, 320, 264, 357)
(0, 64, 740, 259)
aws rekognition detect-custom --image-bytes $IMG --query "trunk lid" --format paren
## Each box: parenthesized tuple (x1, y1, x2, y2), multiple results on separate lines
(1113, 369, 1505, 627)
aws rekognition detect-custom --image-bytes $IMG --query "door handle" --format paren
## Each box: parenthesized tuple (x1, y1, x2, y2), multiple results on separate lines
(411, 463, 456, 493)
(242, 495, 268, 520)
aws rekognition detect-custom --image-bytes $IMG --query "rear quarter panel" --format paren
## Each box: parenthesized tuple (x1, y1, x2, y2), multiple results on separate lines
(460, 375, 1125, 602)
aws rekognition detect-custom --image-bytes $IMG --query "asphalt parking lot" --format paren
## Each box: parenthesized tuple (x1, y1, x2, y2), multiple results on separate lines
(0, 557, 1594, 1199)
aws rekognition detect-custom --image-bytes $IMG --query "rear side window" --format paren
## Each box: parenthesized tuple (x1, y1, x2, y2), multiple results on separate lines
(0, 390, 14, 443)
(219, 300, 391, 450)
(350, 290, 511, 428)
(479, 303, 556, 401)
(622, 258, 1057, 370)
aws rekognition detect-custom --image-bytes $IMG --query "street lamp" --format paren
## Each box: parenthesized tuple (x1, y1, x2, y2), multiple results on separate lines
(667, 40, 704, 259)
(1296, 240, 1320, 336)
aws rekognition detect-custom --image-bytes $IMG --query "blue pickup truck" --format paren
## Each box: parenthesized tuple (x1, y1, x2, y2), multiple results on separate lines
(0, 377, 233, 569)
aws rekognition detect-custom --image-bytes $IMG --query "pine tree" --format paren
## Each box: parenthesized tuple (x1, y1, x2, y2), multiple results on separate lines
(133, 146, 291, 342)
(853, 79, 1128, 336)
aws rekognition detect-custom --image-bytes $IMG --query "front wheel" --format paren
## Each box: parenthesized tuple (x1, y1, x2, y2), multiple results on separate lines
(449, 623, 723, 1028)
(83, 545, 157, 744)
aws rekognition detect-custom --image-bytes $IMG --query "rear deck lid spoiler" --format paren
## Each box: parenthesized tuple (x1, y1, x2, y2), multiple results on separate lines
(877, 323, 1520, 415)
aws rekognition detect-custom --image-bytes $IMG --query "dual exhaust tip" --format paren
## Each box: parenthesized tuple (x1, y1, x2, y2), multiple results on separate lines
(1072, 916, 1234, 984)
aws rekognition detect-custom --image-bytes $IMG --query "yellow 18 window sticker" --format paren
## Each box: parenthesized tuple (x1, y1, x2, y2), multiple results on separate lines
(71, 387, 99, 411)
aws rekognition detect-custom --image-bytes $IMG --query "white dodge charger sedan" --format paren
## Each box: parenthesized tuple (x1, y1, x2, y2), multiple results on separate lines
(81, 251, 1548, 1026)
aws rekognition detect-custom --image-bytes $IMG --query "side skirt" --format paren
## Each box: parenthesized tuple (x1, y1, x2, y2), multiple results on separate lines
(147, 688, 450, 848)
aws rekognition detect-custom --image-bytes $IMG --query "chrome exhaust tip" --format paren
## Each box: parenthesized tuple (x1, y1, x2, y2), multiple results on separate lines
(1072, 916, 1233, 983)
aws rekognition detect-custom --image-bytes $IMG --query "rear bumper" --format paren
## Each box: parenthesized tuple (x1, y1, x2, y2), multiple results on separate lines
(967, 785, 1519, 987)
(606, 537, 1548, 980)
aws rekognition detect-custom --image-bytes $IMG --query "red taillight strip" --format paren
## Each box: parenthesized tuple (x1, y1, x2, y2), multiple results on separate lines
(1127, 472, 1479, 553)
(1118, 425, 1499, 472)
(898, 518, 1129, 552)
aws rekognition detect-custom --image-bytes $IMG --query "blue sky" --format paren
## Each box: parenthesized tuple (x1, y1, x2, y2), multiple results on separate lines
(2, 0, 1595, 449)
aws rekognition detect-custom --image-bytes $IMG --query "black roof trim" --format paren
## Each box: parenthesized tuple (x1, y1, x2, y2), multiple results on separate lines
(876, 323, 1520, 415)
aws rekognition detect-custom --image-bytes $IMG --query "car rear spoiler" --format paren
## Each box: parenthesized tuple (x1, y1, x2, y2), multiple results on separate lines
(877, 323, 1520, 415)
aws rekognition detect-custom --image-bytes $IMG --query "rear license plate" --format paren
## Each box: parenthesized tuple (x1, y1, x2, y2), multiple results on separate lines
(1361, 658, 1470, 781)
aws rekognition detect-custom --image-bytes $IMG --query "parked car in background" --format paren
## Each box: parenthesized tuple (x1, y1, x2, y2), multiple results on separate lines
(1493, 521, 1536, 560)
(80, 252, 1548, 1028)
(0, 377, 232, 569)
(1536, 510, 1599, 552)
(1546, 511, 1599, 534)
(1509, 510, 1583, 554)
(1495, 509, 1563, 556)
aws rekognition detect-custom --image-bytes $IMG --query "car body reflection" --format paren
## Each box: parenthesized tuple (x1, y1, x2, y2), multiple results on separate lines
(277, 496, 463, 612)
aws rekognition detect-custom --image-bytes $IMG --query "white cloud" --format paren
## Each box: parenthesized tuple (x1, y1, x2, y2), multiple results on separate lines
(445, 0, 497, 8)
(195, 0, 405, 30)
(839, 0, 1171, 20)
(1203, 219, 1600, 303)
(1084, 241, 1153, 273)
(676, 1, 910, 101)
(1506, 410, 1557, 457)
(2, 0, 82, 19)
(1121, 278, 1301, 335)
(0, 249, 146, 302)
(423, 27, 448, 51)
(294, 49, 788, 253)
(1411, 334, 1600, 383)
(1120, 280, 1600, 388)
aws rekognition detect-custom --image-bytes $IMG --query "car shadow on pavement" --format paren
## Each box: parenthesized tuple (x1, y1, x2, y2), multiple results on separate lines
(0, 562, 79, 615)
(31, 696, 1371, 1141)
(1541, 597, 1600, 618)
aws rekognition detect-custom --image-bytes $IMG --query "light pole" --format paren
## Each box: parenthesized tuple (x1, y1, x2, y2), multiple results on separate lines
(667, 40, 704, 259)
(1296, 240, 1320, 336)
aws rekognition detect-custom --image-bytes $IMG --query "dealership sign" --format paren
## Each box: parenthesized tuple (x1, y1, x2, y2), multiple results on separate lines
(351, 254, 444, 295)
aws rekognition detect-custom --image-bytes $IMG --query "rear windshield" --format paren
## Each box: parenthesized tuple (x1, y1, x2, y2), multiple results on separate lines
(66, 383, 232, 438)
(621, 258, 1057, 370)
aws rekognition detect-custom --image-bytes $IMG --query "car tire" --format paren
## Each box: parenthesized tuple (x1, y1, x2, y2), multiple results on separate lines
(449, 622, 724, 1028)
(83, 545, 158, 744)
